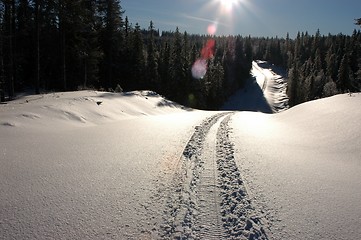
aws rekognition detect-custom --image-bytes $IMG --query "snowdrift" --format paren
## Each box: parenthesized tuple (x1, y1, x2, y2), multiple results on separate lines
(231, 92, 361, 239)
(0, 90, 188, 129)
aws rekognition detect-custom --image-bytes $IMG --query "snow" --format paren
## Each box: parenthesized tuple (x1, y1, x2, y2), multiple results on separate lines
(231, 93, 361, 239)
(1, 71, 361, 239)
(0, 90, 188, 129)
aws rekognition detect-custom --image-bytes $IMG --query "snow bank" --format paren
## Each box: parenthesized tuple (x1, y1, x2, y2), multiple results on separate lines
(0, 90, 188, 129)
(231, 93, 361, 239)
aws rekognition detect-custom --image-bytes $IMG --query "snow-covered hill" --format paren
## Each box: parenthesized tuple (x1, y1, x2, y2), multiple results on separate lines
(231, 93, 361, 239)
(1, 87, 360, 239)
(0, 90, 187, 129)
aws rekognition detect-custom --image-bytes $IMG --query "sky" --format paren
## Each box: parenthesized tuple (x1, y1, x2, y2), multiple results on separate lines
(121, 0, 361, 38)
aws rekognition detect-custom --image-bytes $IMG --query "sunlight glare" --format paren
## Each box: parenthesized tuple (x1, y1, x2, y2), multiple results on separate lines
(219, 0, 239, 12)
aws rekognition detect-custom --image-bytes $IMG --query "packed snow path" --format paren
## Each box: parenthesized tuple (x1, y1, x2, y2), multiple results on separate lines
(159, 112, 268, 239)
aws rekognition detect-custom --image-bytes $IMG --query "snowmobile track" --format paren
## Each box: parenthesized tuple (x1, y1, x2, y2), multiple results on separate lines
(160, 112, 268, 239)
(216, 114, 268, 239)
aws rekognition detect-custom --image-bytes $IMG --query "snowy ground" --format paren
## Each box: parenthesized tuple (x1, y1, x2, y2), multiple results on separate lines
(1, 70, 361, 239)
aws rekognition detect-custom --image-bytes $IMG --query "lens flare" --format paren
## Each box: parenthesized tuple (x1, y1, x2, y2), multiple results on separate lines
(201, 39, 216, 59)
(207, 23, 217, 35)
(192, 39, 216, 79)
(192, 59, 208, 79)
(192, 0, 247, 80)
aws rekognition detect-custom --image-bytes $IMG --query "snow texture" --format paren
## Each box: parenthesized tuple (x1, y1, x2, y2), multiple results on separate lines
(1, 65, 361, 240)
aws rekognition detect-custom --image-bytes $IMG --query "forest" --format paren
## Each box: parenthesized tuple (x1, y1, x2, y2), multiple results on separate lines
(1, 0, 360, 109)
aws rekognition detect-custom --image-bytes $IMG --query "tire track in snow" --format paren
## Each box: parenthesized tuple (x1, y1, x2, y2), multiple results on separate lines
(217, 114, 268, 239)
(161, 112, 229, 239)
(160, 112, 269, 239)
(197, 114, 228, 239)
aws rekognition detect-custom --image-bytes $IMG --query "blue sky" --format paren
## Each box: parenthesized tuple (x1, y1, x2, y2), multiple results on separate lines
(121, 0, 361, 38)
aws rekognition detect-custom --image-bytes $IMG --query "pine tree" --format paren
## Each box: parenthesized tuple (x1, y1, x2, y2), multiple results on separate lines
(3, 0, 15, 99)
(98, 0, 124, 89)
(58, 0, 67, 90)
(337, 53, 350, 92)
(287, 64, 299, 106)
(355, 60, 361, 91)
(159, 41, 171, 95)
(323, 77, 338, 97)
(0, 1, 5, 101)
(325, 45, 337, 80)
(130, 23, 145, 89)
(355, 18, 361, 26)
(146, 21, 159, 90)
(79, 0, 102, 89)
(35, 0, 40, 94)
(170, 27, 185, 102)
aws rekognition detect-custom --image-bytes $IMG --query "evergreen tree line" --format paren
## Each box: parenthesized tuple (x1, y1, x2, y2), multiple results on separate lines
(0, 0, 252, 109)
(252, 29, 361, 106)
(1, 1, 360, 109)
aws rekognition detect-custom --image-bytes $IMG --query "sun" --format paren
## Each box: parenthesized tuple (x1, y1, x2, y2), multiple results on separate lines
(219, 0, 239, 11)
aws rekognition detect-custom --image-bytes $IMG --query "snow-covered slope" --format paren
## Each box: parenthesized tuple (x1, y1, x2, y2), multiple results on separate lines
(231, 93, 361, 239)
(0, 90, 187, 129)
(1, 89, 361, 239)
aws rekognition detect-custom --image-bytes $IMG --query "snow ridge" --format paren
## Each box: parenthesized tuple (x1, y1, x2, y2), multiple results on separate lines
(217, 115, 269, 239)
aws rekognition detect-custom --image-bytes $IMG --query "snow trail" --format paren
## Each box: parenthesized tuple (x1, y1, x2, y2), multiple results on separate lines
(197, 114, 227, 239)
(160, 112, 269, 239)
(217, 114, 268, 239)
(161, 112, 229, 239)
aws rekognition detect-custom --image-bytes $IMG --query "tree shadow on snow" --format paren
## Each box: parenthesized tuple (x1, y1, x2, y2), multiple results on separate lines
(221, 77, 273, 114)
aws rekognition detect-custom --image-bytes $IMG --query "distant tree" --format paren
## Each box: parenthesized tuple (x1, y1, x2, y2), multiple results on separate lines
(3, 0, 15, 99)
(146, 21, 159, 90)
(325, 45, 337, 81)
(98, 0, 124, 89)
(170, 27, 186, 102)
(337, 53, 351, 92)
(35, 0, 41, 94)
(355, 61, 361, 91)
(130, 23, 145, 89)
(323, 78, 338, 97)
(0, 1, 4, 101)
(355, 18, 361, 26)
(159, 41, 171, 95)
(204, 59, 224, 109)
(287, 64, 300, 106)
(59, 0, 67, 90)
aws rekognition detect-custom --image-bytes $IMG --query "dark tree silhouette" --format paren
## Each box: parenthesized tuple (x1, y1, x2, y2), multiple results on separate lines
(355, 18, 361, 26)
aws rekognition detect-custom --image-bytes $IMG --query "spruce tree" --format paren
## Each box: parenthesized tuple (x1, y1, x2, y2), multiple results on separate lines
(130, 23, 145, 89)
(337, 53, 351, 92)
(355, 18, 361, 26)
(98, 0, 124, 89)
(35, 0, 40, 94)
(0, 2, 4, 101)
(146, 21, 159, 91)
(3, 0, 15, 99)
(171, 27, 185, 102)
(287, 64, 299, 106)
(159, 41, 171, 95)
